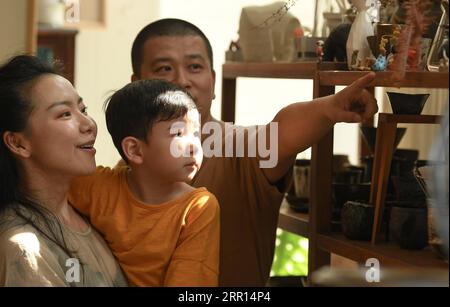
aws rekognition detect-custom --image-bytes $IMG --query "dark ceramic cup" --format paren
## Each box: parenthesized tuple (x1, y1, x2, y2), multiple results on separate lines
(341, 201, 374, 241)
(332, 183, 371, 222)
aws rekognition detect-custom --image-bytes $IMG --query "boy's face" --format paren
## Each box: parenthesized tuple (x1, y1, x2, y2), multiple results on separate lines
(141, 109, 202, 183)
(133, 35, 216, 123)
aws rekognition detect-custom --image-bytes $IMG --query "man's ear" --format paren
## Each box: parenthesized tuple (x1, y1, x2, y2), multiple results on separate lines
(122, 136, 144, 164)
(2, 131, 31, 158)
(131, 74, 139, 82)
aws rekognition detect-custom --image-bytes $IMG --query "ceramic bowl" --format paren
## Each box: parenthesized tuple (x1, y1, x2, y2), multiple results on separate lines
(387, 92, 430, 115)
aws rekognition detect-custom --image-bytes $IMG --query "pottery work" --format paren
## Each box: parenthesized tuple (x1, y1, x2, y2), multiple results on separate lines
(293, 159, 310, 201)
(367, 35, 378, 57)
(389, 206, 428, 250)
(38, 0, 66, 27)
(332, 183, 371, 222)
(386, 92, 430, 115)
(392, 176, 427, 202)
(341, 201, 374, 241)
(334, 166, 364, 184)
(394, 149, 419, 177)
(286, 159, 310, 213)
(360, 127, 407, 154)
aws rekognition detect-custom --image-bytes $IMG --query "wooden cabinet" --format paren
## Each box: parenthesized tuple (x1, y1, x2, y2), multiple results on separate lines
(37, 27, 78, 85)
(221, 62, 449, 286)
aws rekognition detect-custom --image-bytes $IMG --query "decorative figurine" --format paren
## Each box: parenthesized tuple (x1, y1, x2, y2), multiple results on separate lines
(316, 40, 324, 63)
(372, 54, 388, 71)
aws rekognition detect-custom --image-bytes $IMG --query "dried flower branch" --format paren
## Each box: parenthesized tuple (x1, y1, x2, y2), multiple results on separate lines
(390, 0, 432, 84)
(256, 0, 298, 28)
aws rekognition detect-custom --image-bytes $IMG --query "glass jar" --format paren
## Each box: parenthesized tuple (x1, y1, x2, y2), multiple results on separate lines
(427, 1, 449, 72)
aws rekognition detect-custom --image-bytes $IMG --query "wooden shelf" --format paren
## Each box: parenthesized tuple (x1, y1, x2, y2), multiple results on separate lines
(37, 27, 78, 85)
(221, 61, 346, 123)
(310, 68, 449, 285)
(278, 198, 309, 238)
(318, 233, 448, 270)
(378, 113, 443, 124)
(220, 62, 449, 285)
(223, 61, 347, 79)
(319, 70, 449, 88)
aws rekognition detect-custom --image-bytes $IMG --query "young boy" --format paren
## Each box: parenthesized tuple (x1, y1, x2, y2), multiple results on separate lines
(68, 79, 220, 287)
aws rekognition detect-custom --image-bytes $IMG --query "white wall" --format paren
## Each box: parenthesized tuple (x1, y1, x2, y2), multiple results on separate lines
(74, 0, 159, 167)
(0, 0, 28, 62)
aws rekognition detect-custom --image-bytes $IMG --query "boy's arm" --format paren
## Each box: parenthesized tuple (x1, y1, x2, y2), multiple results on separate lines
(68, 167, 109, 218)
(262, 72, 378, 183)
(164, 193, 220, 287)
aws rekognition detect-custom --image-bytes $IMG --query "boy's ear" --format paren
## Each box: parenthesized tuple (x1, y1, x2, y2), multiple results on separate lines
(122, 136, 144, 164)
(131, 73, 139, 82)
(2, 131, 31, 158)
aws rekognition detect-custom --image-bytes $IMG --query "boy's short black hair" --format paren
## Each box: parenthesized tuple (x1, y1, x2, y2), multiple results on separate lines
(105, 79, 197, 162)
(131, 18, 214, 76)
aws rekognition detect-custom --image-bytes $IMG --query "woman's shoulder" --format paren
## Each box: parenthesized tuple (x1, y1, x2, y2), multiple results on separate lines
(0, 213, 41, 257)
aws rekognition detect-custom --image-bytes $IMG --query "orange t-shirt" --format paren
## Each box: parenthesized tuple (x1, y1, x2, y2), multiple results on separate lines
(68, 166, 220, 287)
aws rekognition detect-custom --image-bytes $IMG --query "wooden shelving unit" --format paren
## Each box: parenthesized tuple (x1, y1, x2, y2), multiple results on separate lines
(317, 233, 448, 269)
(221, 62, 449, 286)
(311, 70, 449, 285)
(37, 27, 78, 85)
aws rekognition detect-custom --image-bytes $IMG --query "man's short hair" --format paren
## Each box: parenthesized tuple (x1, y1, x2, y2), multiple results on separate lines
(104, 79, 197, 162)
(131, 18, 214, 76)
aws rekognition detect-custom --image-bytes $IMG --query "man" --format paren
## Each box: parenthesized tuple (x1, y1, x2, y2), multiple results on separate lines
(130, 18, 377, 286)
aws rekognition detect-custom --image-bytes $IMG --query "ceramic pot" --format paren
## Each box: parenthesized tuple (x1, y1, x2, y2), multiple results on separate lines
(389, 206, 428, 250)
(341, 201, 374, 241)
(387, 92, 430, 115)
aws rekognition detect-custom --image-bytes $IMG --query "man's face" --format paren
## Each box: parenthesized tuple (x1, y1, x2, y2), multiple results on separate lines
(133, 35, 216, 123)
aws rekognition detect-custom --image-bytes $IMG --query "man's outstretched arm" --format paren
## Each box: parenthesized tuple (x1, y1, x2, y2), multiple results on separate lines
(262, 72, 378, 184)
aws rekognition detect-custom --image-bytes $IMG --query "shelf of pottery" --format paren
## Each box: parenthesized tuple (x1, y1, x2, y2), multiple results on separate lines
(308, 69, 449, 286)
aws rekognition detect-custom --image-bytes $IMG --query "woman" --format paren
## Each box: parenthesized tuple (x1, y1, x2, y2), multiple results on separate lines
(0, 55, 127, 286)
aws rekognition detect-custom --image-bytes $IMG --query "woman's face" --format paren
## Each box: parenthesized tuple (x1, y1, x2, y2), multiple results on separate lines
(21, 74, 97, 178)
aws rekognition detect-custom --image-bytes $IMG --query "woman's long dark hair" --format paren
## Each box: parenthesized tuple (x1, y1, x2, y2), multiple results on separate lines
(0, 55, 79, 265)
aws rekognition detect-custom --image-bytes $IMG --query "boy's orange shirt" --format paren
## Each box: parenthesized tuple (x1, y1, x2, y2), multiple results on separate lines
(68, 166, 220, 286)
